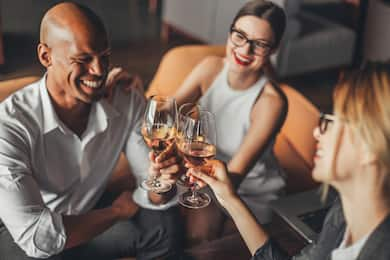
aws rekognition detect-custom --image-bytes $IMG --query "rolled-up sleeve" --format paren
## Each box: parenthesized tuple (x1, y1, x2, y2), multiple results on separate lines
(0, 122, 66, 258)
(252, 198, 343, 260)
(122, 89, 150, 187)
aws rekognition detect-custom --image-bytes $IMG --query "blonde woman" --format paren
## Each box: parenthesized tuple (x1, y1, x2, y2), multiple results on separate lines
(191, 62, 390, 259)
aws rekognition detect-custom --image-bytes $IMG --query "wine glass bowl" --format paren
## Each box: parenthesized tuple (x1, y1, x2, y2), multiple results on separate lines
(176, 103, 203, 187)
(142, 123, 176, 155)
(177, 110, 217, 209)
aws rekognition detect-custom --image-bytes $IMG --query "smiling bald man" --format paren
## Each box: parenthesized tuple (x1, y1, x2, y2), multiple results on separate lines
(0, 2, 183, 260)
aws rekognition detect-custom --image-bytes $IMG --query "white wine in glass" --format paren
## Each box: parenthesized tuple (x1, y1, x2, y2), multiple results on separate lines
(176, 103, 202, 187)
(177, 111, 217, 209)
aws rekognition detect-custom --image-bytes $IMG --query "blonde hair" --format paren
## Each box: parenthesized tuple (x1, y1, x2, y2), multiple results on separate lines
(333, 62, 390, 199)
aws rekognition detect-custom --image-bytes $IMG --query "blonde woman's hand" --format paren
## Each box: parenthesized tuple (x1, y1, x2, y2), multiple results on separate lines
(188, 160, 237, 208)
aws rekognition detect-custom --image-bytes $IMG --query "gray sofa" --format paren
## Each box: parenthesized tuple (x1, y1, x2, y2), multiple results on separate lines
(275, 1, 356, 77)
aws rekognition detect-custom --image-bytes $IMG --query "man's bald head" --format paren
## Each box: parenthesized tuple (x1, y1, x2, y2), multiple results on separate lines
(40, 2, 107, 46)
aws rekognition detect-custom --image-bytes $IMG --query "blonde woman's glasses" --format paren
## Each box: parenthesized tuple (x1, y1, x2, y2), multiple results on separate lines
(319, 113, 335, 134)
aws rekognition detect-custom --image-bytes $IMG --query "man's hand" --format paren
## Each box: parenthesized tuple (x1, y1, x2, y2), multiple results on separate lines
(111, 191, 139, 220)
(148, 143, 182, 187)
(105, 67, 144, 102)
(147, 143, 183, 204)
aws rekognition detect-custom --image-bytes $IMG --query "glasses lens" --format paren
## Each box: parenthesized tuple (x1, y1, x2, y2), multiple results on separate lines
(319, 113, 326, 134)
(254, 44, 269, 56)
(231, 30, 246, 46)
(319, 114, 335, 134)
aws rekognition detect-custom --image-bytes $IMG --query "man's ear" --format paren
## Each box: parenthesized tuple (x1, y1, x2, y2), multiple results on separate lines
(37, 43, 52, 68)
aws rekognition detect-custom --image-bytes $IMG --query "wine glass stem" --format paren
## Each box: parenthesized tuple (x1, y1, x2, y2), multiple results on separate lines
(151, 150, 161, 187)
(152, 175, 160, 186)
(190, 184, 198, 200)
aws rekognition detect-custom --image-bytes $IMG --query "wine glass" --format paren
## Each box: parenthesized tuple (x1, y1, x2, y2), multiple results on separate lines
(176, 103, 202, 187)
(177, 110, 217, 209)
(140, 95, 177, 193)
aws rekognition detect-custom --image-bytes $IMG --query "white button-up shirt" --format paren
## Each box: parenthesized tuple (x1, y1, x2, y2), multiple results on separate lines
(0, 77, 175, 258)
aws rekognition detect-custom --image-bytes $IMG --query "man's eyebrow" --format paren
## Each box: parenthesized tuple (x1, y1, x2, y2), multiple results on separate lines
(72, 48, 112, 58)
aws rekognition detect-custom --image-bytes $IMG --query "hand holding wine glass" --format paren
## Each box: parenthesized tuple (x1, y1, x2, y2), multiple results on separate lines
(188, 160, 236, 209)
(148, 141, 181, 187)
(141, 95, 177, 193)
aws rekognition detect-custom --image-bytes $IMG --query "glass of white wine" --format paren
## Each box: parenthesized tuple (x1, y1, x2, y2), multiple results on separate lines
(140, 95, 177, 193)
(176, 103, 202, 187)
(177, 110, 217, 209)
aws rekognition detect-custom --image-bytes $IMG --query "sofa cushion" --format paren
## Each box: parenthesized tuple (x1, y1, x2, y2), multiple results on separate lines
(0, 76, 40, 102)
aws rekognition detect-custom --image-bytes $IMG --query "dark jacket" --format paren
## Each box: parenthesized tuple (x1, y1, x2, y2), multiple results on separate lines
(252, 199, 390, 260)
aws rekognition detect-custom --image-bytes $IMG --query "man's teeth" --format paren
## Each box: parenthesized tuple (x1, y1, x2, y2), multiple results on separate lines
(82, 80, 103, 88)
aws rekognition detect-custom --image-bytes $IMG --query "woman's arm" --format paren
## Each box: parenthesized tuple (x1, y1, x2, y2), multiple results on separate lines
(228, 82, 287, 186)
(188, 161, 268, 254)
(190, 161, 343, 260)
(174, 56, 224, 106)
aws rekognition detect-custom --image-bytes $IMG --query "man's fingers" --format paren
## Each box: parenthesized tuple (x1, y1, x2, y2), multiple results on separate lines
(155, 143, 175, 162)
(148, 166, 159, 176)
(149, 151, 156, 162)
(159, 179, 176, 186)
(154, 156, 177, 169)
(159, 164, 180, 175)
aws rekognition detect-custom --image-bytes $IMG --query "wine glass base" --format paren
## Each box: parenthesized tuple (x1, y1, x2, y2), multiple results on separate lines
(179, 190, 211, 209)
(141, 179, 172, 193)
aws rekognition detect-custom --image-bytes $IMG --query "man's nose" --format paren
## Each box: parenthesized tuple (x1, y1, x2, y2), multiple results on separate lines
(89, 58, 105, 76)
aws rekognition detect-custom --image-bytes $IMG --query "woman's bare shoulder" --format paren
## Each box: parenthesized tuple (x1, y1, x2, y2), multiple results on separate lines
(197, 56, 225, 74)
(261, 81, 287, 106)
(252, 81, 287, 118)
(196, 56, 225, 92)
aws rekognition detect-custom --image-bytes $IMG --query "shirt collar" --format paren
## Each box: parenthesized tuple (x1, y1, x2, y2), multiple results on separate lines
(40, 76, 62, 134)
(40, 75, 120, 135)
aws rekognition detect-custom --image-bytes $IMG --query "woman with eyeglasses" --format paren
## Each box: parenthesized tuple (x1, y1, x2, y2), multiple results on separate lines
(174, 0, 287, 242)
(191, 62, 390, 259)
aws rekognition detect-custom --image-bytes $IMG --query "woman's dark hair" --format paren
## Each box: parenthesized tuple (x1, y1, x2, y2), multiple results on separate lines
(231, 0, 286, 48)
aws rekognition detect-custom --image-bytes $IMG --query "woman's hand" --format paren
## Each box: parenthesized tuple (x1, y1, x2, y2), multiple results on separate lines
(105, 67, 144, 102)
(188, 160, 237, 208)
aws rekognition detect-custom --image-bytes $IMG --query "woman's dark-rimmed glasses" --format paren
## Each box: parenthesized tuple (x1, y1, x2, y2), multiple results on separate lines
(229, 27, 273, 56)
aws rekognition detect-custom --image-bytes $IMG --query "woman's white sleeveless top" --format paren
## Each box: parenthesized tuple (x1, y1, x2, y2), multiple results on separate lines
(199, 61, 286, 223)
